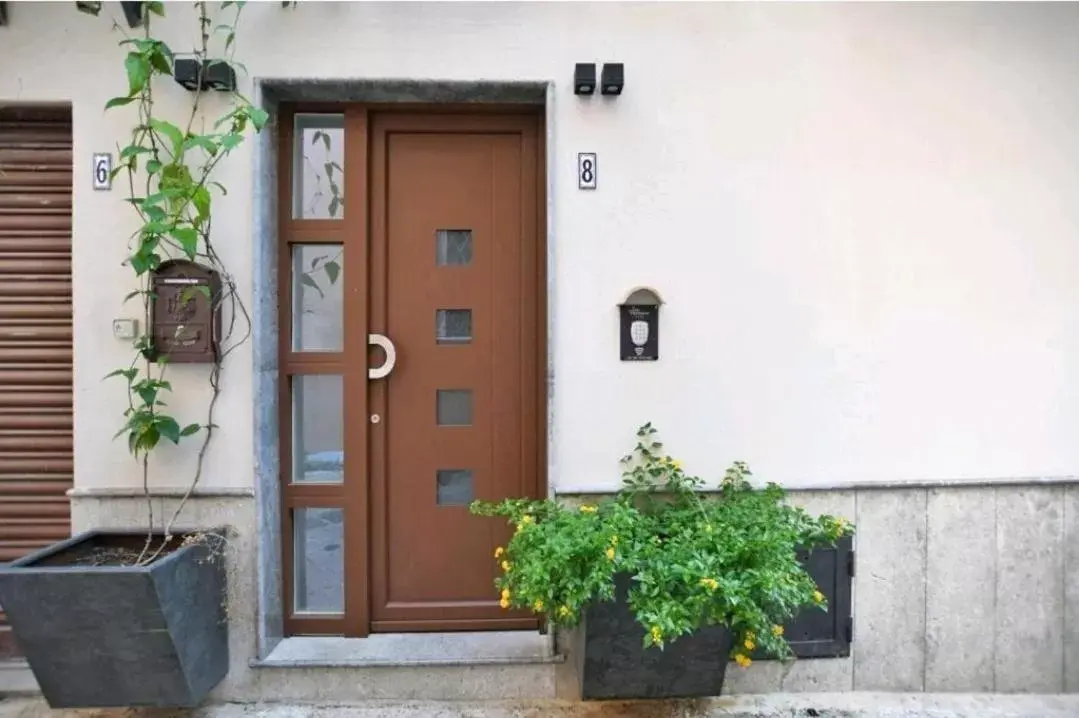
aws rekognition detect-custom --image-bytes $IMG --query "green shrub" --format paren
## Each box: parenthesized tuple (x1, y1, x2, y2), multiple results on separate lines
(470, 423, 853, 666)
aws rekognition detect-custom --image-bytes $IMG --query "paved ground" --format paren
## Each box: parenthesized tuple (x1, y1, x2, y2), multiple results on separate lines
(5, 694, 1079, 718)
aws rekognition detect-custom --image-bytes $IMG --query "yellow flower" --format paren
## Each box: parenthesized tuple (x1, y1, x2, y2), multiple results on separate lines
(579, 505, 597, 514)
(521, 515, 534, 524)
(609, 536, 619, 546)
(501, 588, 511, 600)
(734, 654, 752, 668)
(494, 546, 504, 558)
(558, 605, 572, 618)
(501, 560, 511, 572)
(746, 630, 756, 640)
(772, 625, 784, 637)
(699, 577, 718, 591)
(650, 626, 662, 642)
(499, 598, 510, 609)
(813, 590, 824, 604)
(606, 547, 616, 560)
(671, 459, 682, 470)
(533, 599, 544, 612)
(744, 639, 755, 650)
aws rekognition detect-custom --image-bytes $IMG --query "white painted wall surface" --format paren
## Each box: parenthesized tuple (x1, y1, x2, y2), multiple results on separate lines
(3, 1, 1079, 492)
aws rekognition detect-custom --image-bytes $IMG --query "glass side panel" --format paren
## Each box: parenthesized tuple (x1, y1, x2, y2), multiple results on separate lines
(291, 374, 343, 484)
(292, 507, 344, 614)
(292, 113, 345, 220)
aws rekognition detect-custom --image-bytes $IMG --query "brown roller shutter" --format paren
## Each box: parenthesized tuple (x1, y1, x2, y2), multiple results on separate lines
(0, 105, 73, 659)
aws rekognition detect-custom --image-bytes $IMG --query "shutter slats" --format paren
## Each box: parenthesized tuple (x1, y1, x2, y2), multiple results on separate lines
(0, 106, 73, 653)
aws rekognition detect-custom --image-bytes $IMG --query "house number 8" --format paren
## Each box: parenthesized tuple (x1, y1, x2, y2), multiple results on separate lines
(578, 152, 597, 190)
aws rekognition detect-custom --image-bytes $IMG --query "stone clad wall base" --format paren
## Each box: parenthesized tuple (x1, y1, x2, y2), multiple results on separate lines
(1, 483, 1071, 703)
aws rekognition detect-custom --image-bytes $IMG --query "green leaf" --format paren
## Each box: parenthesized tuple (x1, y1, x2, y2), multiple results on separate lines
(220, 132, 243, 151)
(136, 384, 158, 406)
(210, 181, 228, 196)
(324, 260, 340, 285)
(105, 95, 136, 110)
(248, 106, 269, 132)
(104, 367, 138, 382)
(180, 423, 201, 437)
(149, 118, 184, 157)
(146, 159, 163, 175)
(171, 227, 199, 258)
(183, 134, 219, 157)
(148, 2, 165, 16)
(149, 48, 172, 76)
(156, 416, 181, 444)
(124, 52, 150, 96)
(328, 195, 340, 218)
(312, 130, 330, 152)
(193, 186, 211, 224)
(138, 425, 161, 453)
(119, 144, 151, 160)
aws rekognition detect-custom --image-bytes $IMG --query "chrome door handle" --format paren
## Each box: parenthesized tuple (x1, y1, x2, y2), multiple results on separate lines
(368, 333, 397, 380)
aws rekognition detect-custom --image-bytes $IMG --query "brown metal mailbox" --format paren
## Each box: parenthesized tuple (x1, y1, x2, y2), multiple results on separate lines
(150, 259, 221, 363)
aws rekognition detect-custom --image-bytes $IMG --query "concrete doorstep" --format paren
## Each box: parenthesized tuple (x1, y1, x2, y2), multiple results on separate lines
(4, 694, 1079, 718)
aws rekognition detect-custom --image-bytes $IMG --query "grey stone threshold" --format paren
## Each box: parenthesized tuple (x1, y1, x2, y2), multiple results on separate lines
(0, 660, 37, 695)
(252, 631, 563, 668)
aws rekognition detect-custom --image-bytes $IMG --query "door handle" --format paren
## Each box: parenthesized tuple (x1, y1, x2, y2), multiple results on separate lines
(368, 333, 397, 380)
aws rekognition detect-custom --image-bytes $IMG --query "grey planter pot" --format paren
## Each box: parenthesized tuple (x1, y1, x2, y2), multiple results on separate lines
(568, 572, 732, 700)
(0, 529, 229, 709)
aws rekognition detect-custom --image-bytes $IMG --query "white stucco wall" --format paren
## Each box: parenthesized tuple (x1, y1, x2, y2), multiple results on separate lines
(3, 1, 1079, 493)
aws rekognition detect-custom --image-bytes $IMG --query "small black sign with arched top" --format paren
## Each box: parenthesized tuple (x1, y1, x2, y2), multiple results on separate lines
(150, 259, 221, 363)
(619, 287, 661, 362)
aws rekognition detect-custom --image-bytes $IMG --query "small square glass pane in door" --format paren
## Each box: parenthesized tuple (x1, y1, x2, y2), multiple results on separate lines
(292, 113, 345, 220)
(436, 389, 473, 426)
(436, 229, 472, 266)
(436, 309, 472, 344)
(437, 470, 474, 505)
(293, 508, 344, 614)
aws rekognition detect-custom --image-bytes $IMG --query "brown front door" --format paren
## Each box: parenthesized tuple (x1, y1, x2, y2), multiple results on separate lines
(367, 112, 542, 631)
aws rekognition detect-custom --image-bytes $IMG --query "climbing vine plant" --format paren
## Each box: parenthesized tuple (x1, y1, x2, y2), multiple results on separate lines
(80, 0, 267, 563)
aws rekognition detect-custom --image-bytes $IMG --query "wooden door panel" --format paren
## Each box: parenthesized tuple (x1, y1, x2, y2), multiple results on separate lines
(369, 113, 540, 631)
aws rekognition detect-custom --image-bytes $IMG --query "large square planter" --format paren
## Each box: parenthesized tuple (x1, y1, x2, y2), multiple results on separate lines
(0, 529, 229, 709)
(568, 572, 732, 700)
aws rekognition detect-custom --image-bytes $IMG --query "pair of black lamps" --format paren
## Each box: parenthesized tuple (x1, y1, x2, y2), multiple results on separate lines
(574, 63, 624, 96)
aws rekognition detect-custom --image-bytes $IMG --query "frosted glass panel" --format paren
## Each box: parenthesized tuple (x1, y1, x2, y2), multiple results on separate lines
(291, 375, 343, 484)
(292, 113, 345, 219)
(291, 244, 343, 352)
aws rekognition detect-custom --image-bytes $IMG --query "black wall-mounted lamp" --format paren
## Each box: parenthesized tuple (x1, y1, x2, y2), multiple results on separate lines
(601, 63, 624, 96)
(574, 63, 597, 96)
(174, 58, 237, 93)
(120, 1, 146, 28)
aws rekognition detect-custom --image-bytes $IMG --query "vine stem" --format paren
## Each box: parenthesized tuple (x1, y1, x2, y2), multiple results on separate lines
(101, 1, 258, 566)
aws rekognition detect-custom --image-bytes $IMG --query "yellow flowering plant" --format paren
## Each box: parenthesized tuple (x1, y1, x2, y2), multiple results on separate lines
(470, 423, 854, 666)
